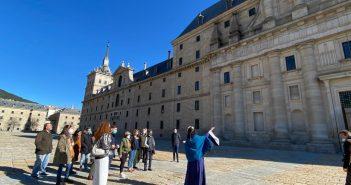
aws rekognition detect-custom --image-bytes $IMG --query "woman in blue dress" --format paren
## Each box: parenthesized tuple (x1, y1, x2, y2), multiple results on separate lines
(184, 126, 216, 185)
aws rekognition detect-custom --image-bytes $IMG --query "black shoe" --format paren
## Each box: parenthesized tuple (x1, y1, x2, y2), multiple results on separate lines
(31, 175, 39, 179)
(70, 171, 77, 175)
(64, 178, 74, 184)
(148, 168, 152, 171)
(40, 172, 48, 176)
(143, 169, 147, 171)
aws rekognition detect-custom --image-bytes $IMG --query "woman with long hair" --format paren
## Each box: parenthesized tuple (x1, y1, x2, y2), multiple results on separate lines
(92, 121, 112, 185)
(53, 125, 75, 184)
(184, 126, 216, 185)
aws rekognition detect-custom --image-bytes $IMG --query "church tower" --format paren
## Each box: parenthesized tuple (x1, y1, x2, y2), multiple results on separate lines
(84, 43, 113, 99)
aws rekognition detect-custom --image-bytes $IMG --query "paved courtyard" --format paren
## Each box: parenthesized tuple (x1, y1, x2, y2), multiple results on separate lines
(0, 132, 347, 185)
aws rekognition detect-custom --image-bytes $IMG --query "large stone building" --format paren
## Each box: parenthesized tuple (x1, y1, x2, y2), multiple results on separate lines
(80, 0, 351, 153)
(0, 99, 81, 133)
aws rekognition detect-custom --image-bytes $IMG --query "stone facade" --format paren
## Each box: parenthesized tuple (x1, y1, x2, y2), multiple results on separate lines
(48, 109, 81, 133)
(0, 99, 81, 133)
(80, 0, 351, 153)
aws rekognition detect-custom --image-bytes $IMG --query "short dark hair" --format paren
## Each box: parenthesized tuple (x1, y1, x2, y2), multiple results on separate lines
(43, 122, 51, 130)
(339, 130, 350, 135)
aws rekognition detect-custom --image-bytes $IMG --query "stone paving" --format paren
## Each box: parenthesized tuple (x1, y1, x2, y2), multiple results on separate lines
(0, 132, 347, 185)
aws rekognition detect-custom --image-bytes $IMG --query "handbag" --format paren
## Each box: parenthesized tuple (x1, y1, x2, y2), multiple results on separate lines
(91, 136, 108, 158)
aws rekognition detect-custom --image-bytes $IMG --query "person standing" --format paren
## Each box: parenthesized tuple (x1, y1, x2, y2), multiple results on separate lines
(80, 128, 93, 171)
(140, 128, 148, 168)
(128, 129, 140, 172)
(119, 131, 131, 178)
(53, 125, 75, 184)
(31, 122, 53, 179)
(184, 126, 216, 185)
(92, 121, 112, 185)
(339, 130, 351, 185)
(171, 128, 181, 162)
(109, 125, 118, 167)
(144, 129, 155, 171)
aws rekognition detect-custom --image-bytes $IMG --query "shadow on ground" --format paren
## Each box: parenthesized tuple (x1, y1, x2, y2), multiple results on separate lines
(108, 178, 157, 185)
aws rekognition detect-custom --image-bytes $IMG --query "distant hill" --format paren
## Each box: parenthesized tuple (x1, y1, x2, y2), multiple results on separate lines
(0, 89, 37, 104)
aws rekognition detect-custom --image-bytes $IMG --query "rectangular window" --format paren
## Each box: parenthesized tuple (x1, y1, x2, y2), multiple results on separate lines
(249, 8, 256, 17)
(180, 44, 183, 50)
(342, 41, 351, 59)
(137, 95, 140, 102)
(178, 72, 182, 77)
(224, 95, 230, 107)
(253, 112, 264, 131)
(224, 72, 230, 84)
(127, 98, 130, 104)
(136, 109, 139, 117)
(161, 105, 165, 113)
(135, 122, 138, 129)
(251, 64, 260, 78)
(285, 55, 296, 71)
(177, 86, 181, 95)
(163, 78, 166, 82)
(149, 93, 152, 100)
(195, 81, 200, 91)
(121, 100, 124, 106)
(176, 103, 181, 112)
(195, 119, 200, 129)
(224, 20, 230, 28)
(196, 50, 201, 60)
(148, 107, 151, 115)
(253, 91, 262, 104)
(126, 111, 129, 117)
(195, 100, 200, 110)
(162, 89, 166, 97)
(176, 120, 180, 129)
(124, 122, 128, 130)
(160, 121, 164, 129)
(195, 66, 200, 72)
(289, 85, 300, 100)
(147, 121, 150, 129)
(179, 58, 183, 65)
(196, 35, 201, 42)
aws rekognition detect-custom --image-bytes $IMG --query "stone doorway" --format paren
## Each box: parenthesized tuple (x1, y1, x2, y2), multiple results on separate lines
(339, 91, 351, 130)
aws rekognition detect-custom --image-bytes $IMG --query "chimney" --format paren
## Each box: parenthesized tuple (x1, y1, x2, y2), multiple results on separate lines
(144, 62, 147, 70)
(168, 50, 171, 59)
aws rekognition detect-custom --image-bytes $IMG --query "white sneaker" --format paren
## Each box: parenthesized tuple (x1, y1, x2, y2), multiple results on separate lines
(119, 173, 126, 179)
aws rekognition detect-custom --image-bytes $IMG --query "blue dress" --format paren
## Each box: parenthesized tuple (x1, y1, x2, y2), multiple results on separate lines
(184, 134, 214, 185)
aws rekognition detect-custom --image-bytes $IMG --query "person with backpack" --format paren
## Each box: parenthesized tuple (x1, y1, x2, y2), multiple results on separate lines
(144, 129, 155, 171)
(91, 121, 112, 185)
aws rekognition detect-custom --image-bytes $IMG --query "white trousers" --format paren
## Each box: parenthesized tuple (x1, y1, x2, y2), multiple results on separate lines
(93, 156, 109, 185)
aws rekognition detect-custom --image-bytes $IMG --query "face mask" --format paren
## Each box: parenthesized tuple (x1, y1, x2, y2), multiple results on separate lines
(112, 130, 117, 134)
(127, 135, 131, 139)
(68, 129, 74, 135)
(342, 138, 347, 142)
(88, 130, 92, 134)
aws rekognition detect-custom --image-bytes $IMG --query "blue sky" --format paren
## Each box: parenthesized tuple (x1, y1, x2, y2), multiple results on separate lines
(0, 0, 218, 109)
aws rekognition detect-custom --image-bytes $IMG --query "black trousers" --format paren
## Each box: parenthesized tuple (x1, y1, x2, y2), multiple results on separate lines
(173, 145, 179, 162)
(142, 148, 148, 163)
(144, 151, 153, 170)
(346, 166, 351, 185)
(120, 152, 128, 173)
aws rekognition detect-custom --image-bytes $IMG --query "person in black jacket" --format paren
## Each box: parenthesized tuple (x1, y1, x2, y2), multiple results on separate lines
(80, 128, 93, 171)
(171, 128, 181, 162)
(340, 130, 351, 185)
(144, 129, 156, 171)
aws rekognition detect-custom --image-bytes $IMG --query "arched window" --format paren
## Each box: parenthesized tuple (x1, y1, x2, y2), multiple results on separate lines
(118, 76, 123, 87)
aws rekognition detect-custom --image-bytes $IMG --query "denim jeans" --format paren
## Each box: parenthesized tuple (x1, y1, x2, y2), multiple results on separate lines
(80, 153, 91, 170)
(56, 163, 72, 183)
(128, 150, 137, 168)
(31, 154, 50, 176)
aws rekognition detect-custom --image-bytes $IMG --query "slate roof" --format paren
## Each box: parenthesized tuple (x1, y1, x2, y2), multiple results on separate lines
(0, 98, 47, 110)
(59, 108, 81, 115)
(133, 58, 173, 82)
(177, 0, 246, 38)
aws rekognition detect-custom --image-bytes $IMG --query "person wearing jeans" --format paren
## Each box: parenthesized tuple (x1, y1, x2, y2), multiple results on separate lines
(31, 122, 53, 179)
(128, 129, 140, 172)
(80, 128, 93, 171)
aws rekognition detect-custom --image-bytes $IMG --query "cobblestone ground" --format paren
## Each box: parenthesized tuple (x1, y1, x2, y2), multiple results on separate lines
(0, 132, 346, 185)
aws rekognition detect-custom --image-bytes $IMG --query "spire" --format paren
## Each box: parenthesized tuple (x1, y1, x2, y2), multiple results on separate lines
(102, 41, 110, 67)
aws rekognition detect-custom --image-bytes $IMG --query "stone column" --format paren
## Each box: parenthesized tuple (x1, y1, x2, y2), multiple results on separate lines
(233, 64, 245, 139)
(292, 0, 308, 20)
(268, 51, 289, 140)
(212, 69, 223, 136)
(299, 43, 329, 141)
(262, 0, 276, 29)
